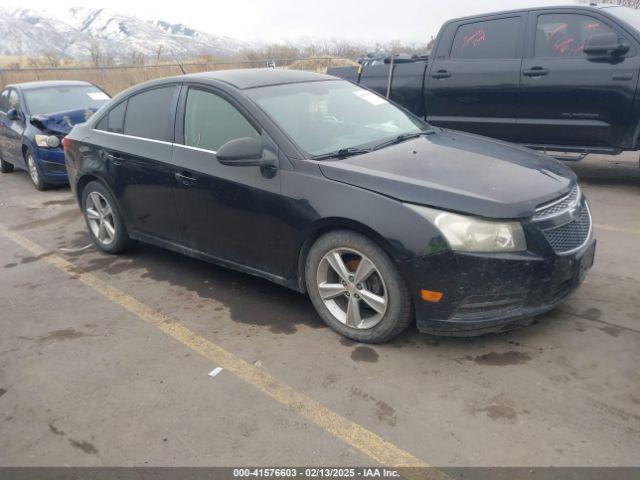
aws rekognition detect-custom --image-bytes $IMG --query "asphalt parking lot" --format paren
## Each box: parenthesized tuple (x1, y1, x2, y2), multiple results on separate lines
(0, 152, 638, 468)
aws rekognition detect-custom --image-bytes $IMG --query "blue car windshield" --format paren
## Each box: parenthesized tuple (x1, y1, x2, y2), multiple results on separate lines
(23, 86, 110, 115)
(246, 80, 425, 156)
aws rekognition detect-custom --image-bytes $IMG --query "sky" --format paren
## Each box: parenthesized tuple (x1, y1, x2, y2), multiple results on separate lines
(0, 0, 573, 45)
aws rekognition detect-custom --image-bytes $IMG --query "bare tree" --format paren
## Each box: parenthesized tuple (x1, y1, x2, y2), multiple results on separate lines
(27, 57, 42, 68)
(102, 51, 115, 67)
(42, 50, 61, 67)
(89, 41, 102, 67)
(128, 50, 146, 65)
(155, 45, 163, 65)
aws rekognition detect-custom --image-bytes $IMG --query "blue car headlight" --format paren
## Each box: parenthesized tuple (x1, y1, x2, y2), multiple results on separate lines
(35, 134, 61, 148)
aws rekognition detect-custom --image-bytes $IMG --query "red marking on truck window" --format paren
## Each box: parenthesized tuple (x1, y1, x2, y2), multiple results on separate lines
(461, 28, 486, 50)
(584, 22, 601, 30)
(550, 23, 568, 37)
(554, 37, 576, 54)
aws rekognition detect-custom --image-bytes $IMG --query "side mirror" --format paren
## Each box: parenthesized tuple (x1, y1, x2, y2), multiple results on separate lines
(584, 32, 629, 58)
(217, 137, 265, 166)
(6, 108, 20, 121)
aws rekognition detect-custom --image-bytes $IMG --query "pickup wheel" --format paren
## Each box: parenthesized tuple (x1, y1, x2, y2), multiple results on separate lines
(305, 230, 413, 343)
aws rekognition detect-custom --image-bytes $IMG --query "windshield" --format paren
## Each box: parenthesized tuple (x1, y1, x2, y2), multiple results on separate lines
(246, 80, 425, 156)
(604, 6, 640, 31)
(23, 85, 110, 115)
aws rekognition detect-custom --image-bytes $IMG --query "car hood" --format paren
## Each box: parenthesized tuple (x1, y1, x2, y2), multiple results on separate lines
(318, 129, 576, 219)
(30, 108, 98, 135)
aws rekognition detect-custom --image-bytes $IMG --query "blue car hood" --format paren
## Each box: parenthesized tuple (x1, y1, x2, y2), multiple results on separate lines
(30, 108, 98, 135)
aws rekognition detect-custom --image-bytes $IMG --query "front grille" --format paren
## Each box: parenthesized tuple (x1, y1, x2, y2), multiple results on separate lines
(533, 184, 580, 221)
(542, 204, 592, 254)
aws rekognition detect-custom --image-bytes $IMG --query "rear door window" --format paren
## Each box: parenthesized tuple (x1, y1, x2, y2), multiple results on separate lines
(0, 90, 9, 113)
(183, 88, 260, 152)
(450, 17, 521, 59)
(535, 13, 618, 58)
(123, 86, 177, 142)
(7, 89, 20, 112)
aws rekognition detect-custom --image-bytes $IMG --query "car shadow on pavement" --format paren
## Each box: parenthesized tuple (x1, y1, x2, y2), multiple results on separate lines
(76, 242, 326, 336)
(64, 240, 562, 350)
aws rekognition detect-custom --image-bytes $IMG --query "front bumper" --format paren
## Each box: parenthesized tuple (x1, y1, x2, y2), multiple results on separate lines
(35, 147, 69, 183)
(401, 238, 596, 336)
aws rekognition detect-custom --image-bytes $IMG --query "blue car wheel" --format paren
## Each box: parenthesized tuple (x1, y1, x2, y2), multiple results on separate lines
(25, 148, 50, 191)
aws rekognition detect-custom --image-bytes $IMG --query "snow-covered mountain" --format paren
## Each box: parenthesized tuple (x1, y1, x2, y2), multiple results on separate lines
(0, 7, 254, 61)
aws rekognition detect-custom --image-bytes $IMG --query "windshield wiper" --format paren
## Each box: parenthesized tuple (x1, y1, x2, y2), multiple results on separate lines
(311, 147, 372, 161)
(372, 129, 436, 151)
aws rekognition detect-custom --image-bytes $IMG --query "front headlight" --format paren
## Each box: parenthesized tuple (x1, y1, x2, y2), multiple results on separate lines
(405, 204, 527, 253)
(35, 134, 60, 148)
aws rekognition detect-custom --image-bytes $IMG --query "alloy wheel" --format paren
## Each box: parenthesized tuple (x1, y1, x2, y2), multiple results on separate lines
(316, 248, 388, 329)
(85, 191, 116, 245)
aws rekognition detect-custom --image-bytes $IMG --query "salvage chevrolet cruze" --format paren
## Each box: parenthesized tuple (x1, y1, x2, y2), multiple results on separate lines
(64, 69, 595, 343)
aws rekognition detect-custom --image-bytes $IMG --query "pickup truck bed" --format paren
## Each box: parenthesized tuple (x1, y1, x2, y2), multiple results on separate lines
(330, 61, 429, 119)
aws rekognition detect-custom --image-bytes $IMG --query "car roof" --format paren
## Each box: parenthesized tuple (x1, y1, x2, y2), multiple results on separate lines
(446, 4, 616, 24)
(182, 68, 338, 90)
(7, 80, 95, 91)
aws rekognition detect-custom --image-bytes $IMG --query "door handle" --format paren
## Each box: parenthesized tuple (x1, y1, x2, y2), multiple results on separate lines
(174, 172, 197, 186)
(431, 70, 451, 79)
(523, 67, 549, 77)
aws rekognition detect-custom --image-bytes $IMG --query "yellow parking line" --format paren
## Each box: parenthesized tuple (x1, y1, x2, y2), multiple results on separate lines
(594, 223, 640, 235)
(0, 224, 444, 474)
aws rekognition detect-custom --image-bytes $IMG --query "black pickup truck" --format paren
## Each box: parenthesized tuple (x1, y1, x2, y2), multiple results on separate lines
(329, 4, 640, 157)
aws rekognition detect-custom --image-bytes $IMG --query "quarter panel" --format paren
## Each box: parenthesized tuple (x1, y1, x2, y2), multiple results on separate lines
(81, 130, 178, 239)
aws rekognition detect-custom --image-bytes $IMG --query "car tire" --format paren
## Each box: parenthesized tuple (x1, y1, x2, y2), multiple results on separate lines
(25, 149, 50, 191)
(0, 152, 14, 173)
(82, 181, 135, 254)
(305, 230, 413, 343)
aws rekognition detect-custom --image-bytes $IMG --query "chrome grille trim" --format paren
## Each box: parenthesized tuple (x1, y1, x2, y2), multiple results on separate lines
(533, 184, 581, 221)
(541, 202, 592, 255)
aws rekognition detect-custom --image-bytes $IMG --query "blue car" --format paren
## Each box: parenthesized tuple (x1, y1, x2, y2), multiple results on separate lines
(0, 80, 110, 190)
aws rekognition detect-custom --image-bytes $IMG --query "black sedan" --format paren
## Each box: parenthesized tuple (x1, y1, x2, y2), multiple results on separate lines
(63, 69, 595, 343)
